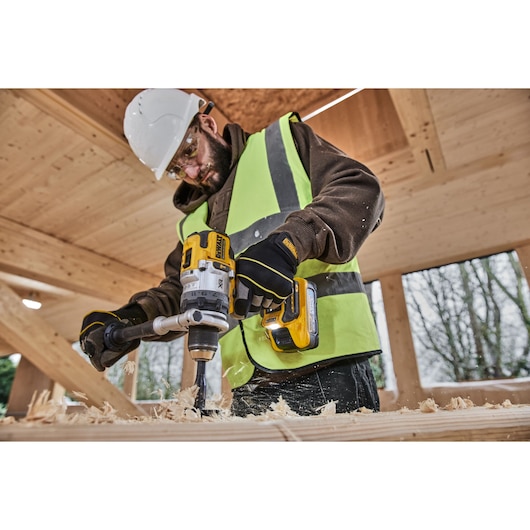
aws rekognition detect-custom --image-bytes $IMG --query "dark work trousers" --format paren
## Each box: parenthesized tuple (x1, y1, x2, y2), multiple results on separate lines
(230, 356, 380, 417)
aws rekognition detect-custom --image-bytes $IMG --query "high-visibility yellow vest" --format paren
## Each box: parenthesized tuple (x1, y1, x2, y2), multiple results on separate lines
(178, 113, 381, 389)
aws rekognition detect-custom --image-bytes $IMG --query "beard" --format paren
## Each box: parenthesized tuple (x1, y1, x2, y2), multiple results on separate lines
(197, 133, 232, 195)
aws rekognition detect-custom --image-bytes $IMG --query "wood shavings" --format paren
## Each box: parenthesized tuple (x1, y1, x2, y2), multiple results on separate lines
(419, 398, 439, 413)
(484, 402, 500, 409)
(444, 397, 475, 410)
(151, 386, 202, 422)
(82, 402, 123, 424)
(123, 361, 136, 375)
(0, 415, 17, 425)
(484, 399, 514, 410)
(254, 396, 300, 420)
(25, 390, 68, 423)
(71, 391, 88, 401)
(147, 386, 233, 423)
(5, 387, 526, 429)
(316, 401, 337, 416)
(356, 406, 375, 414)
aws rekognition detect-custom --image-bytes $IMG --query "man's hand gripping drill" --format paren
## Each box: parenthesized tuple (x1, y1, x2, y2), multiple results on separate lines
(81, 231, 234, 414)
(80, 230, 318, 413)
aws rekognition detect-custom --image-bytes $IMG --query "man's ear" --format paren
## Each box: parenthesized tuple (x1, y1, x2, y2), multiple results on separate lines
(199, 114, 218, 135)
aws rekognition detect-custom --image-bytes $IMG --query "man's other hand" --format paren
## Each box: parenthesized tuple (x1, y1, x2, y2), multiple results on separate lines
(233, 232, 299, 319)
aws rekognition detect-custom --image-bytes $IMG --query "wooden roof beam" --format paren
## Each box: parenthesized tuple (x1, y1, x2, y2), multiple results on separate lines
(12, 89, 133, 159)
(388, 89, 447, 178)
(0, 216, 160, 304)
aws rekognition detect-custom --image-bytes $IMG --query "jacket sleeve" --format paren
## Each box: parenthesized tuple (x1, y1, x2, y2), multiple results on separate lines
(126, 241, 185, 341)
(273, 120, 385, 264)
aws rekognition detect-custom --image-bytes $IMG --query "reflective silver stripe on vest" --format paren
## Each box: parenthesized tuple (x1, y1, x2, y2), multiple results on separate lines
(308, 271, 366, 297)
(229, 212, 292, 255)
(222, 270, 366, 335)
(266, 120, 300, 212)
(229, 120, 302, 255)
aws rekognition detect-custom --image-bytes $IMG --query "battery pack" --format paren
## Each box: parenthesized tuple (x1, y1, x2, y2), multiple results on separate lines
(261, 278, 319, 353)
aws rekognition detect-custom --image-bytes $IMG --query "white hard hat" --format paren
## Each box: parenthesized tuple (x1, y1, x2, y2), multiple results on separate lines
(124, 88, 206, 180)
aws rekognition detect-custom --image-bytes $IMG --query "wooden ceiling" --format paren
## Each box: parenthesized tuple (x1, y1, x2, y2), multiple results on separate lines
(1, 88, 530, 357)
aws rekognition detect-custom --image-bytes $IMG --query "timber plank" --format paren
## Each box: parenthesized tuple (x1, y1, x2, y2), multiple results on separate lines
(1, 406, 529, 441)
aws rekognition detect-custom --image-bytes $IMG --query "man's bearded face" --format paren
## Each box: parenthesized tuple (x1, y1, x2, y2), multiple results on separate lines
(167, 124, 231, 195)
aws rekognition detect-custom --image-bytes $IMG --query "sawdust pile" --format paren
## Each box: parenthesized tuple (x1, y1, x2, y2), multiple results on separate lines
(403, 396, 516, 414)
(0, 390, 521, 427)
(0, 387, 319, 426)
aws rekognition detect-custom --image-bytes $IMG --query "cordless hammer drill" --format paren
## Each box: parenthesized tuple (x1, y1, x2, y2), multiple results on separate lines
(179, 230, 236, 411)
(103, 230, 235, 413)
(104, 230, 318, 413)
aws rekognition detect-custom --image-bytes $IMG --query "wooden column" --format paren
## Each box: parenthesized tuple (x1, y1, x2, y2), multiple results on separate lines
(379, 273, 426, 408)
(7, 356, 55, 417)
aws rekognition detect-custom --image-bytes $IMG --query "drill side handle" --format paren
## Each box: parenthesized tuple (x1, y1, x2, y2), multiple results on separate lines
(104, 309, 229, 349)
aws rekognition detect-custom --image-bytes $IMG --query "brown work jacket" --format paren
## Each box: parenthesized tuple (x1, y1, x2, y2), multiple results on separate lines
(129, 118, 385, 328)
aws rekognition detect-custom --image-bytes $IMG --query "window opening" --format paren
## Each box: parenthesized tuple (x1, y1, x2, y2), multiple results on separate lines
(403, 251, 530, 386)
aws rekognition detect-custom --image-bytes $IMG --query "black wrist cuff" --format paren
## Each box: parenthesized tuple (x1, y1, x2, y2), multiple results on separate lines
(115, 303, 148, 325)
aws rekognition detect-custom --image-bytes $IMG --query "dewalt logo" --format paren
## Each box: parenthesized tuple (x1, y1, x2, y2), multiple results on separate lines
(215, 234, 226, 260)
(282, 236, 298, 260)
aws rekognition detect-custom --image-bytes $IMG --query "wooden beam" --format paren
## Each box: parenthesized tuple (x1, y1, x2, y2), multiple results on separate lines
(0, 216, 160, 305)
(308, 89, 409, 163)
(11, 89, 133, 160)
(1, 405, 529, 441)
(358, 151, 530, 282)
(9, 88, 180, 197)
(423, 379, 530, 408)
(0, 281, 146, 418)
(0, 340, 16, 355)
(13, 88, 234, 165)
(388, 89, 446, 177)
(379, 273, 426, 408)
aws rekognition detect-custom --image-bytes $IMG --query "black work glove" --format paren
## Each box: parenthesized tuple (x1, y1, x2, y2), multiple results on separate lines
(79, 303, 147, 372)
(233, 232, 299, 319)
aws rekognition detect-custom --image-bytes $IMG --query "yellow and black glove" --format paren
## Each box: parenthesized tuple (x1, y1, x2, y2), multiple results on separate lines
(233, 232, 299, 319)
(79, 303, 147, 371)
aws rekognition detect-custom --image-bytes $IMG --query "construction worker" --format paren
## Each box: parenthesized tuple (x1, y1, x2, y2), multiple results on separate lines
(80, 88, 385, 416)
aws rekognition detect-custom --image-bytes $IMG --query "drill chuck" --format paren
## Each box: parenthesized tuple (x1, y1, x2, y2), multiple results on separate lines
(187, 325, 219, 361)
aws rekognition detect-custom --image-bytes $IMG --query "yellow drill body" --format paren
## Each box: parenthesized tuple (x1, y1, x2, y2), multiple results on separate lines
(180, 231, 236, 361)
